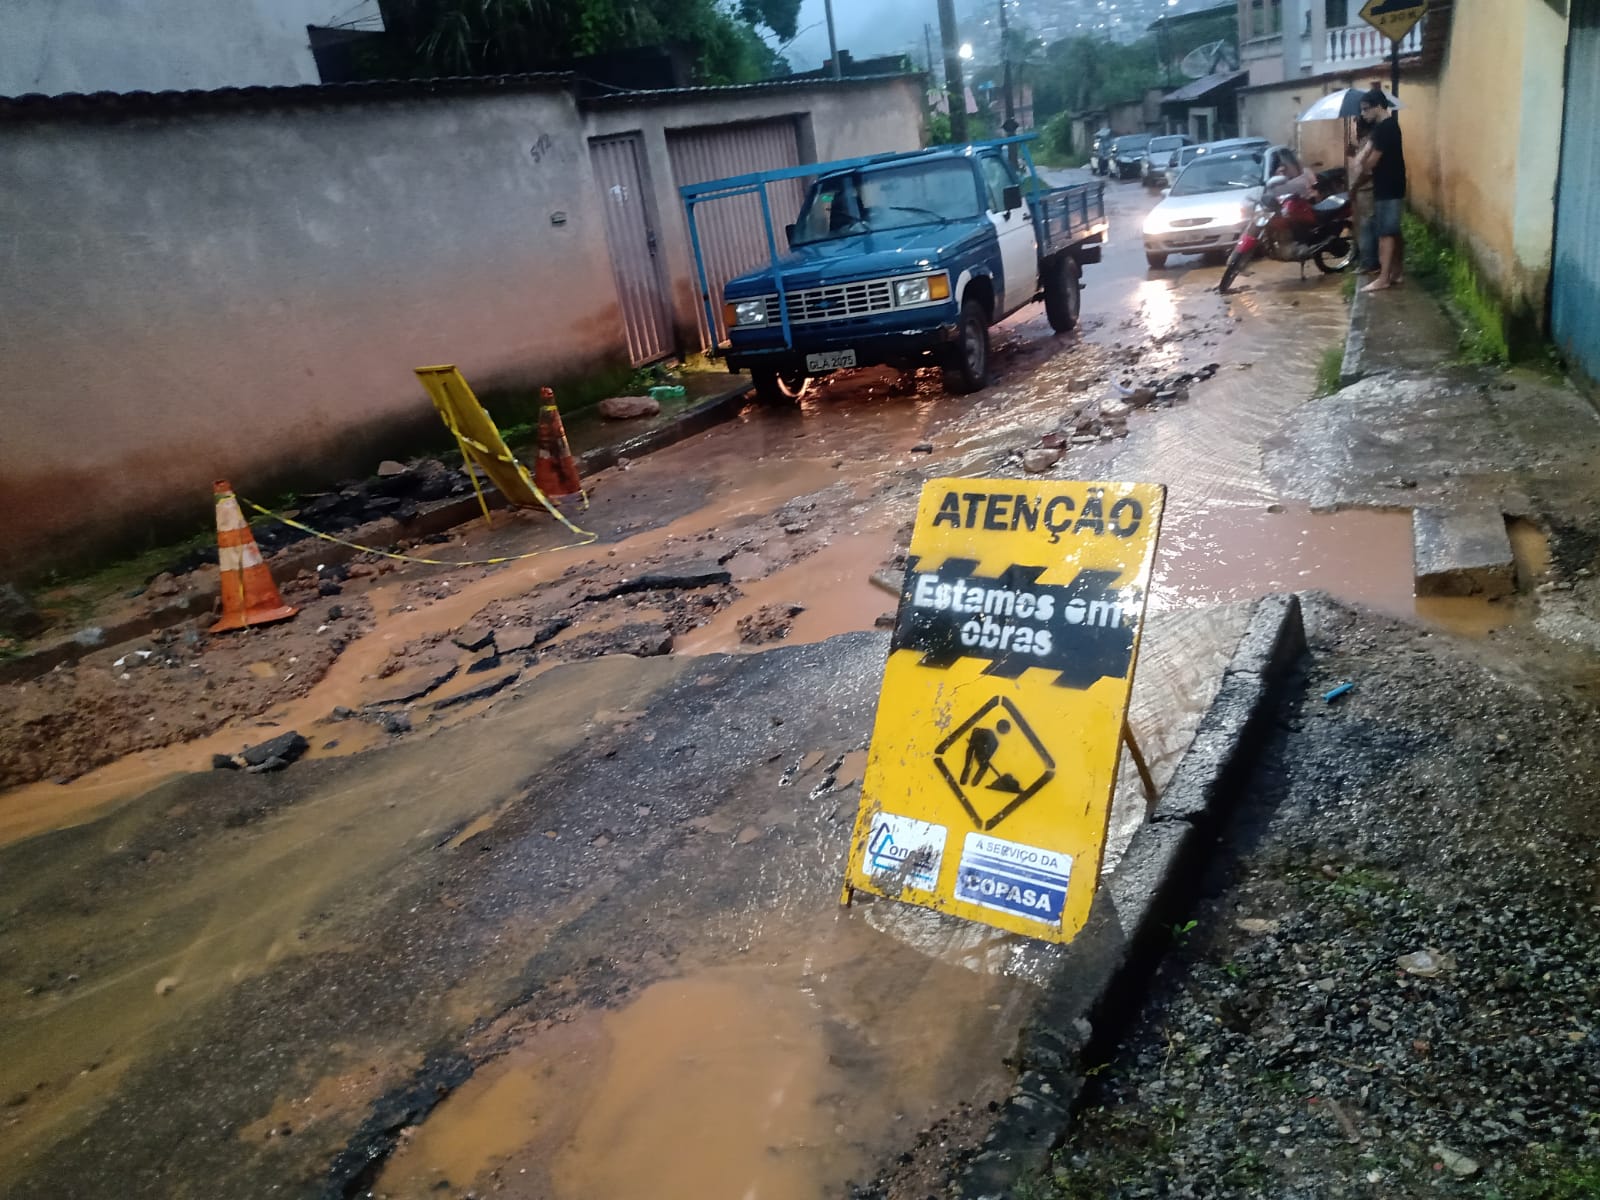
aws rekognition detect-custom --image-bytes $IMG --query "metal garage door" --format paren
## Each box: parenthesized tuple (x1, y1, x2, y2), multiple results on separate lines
(667, 119, 808, 349)
(1552, 0, 1600, 387)
(590, 133, 674, 365)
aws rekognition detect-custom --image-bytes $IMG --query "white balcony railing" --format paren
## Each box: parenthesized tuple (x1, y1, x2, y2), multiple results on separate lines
(1323, 17, 1424, 69)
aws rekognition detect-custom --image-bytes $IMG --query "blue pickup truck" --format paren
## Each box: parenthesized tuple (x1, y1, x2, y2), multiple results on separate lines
(683, 137, 1108, 404)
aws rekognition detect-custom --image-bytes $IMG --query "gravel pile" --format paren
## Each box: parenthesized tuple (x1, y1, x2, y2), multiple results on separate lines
(1040, 597, 1600, 1199)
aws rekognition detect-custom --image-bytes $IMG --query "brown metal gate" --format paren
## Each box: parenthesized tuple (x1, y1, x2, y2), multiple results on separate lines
(667, 119, 807, 350)
(589, 133, 674, 365)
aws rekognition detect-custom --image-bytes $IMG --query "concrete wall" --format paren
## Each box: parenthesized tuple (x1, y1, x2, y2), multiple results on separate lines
(1239, 71, 1380, 166)
(0, 87, 618, 578)
(585, 77, 925, 348)
(0, 0, 383, 95)
(1402, 0, 1570, 321)
(0, 76, 925, 579)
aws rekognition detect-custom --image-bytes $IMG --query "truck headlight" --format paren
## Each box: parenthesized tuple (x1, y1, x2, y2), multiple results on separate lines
(727, 298, 768, 327)
(894, 273, 950, 306)
(894, 276, 931, 306)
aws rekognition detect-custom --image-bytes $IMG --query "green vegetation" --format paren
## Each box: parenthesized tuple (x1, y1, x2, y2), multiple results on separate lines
(1032, 112, 1076, 167)
(366, 0, 797, 84)
(1401, 211, 1511, 365)
(1316, 343, 1345, 396)
(1486, 1146, 1600, 1200)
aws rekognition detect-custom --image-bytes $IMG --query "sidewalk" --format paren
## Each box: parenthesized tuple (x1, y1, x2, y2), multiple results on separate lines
(1268, 276, 1600, 628)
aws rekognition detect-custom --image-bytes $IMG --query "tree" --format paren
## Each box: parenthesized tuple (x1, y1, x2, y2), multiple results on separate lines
(375, 0, 799, 82)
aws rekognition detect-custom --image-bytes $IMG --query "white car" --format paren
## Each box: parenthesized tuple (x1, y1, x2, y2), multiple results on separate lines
(1141, 149, 1266, 269)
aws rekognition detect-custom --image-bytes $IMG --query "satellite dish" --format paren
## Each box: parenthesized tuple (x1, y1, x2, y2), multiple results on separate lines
(1179, 39, 1238, 79)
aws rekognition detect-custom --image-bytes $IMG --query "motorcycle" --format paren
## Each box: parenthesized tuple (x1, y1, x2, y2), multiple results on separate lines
(1219, 171, 1356, 293)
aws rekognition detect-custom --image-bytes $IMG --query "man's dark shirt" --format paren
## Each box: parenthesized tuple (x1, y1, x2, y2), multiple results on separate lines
(1371, 116, 1406, 200)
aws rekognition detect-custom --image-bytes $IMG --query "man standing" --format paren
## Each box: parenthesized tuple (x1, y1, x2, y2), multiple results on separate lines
(1353, 88, 1405, 292)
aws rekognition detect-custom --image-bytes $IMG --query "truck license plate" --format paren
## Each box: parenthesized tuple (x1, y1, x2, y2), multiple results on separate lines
(805, 349, 857, 371)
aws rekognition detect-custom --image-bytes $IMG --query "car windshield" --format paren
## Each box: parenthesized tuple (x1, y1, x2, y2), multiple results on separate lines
(791, 160, 979, 246)
(1170, 153, 1264, 196)
(1177, 146, 1203, 165)
(1150, 136, 1185, 152)
(1115, 135, 1152, 151)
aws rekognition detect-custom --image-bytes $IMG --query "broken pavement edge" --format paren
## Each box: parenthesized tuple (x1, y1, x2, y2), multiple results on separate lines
(957, 592, 1308, 1199)
(0, 377, 755, 685)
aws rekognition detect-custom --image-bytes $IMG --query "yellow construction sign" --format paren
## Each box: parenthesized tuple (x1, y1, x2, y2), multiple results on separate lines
(843, 478, 1166, 944)
(1358, 0, 1426, 41)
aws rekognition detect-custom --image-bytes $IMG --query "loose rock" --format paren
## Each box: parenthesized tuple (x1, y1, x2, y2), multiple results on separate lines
(598, 396, 661, 420)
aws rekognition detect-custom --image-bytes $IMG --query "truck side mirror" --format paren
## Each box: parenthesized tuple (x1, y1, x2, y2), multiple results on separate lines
(785, 223, 796, 247)
(1002, 184, 1022, 213)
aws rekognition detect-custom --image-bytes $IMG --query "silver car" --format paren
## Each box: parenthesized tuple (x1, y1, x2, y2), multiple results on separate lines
(1142, 149, 1267, 268)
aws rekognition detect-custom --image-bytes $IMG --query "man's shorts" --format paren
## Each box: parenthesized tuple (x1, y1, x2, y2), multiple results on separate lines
(1373, 197, 1405, 238)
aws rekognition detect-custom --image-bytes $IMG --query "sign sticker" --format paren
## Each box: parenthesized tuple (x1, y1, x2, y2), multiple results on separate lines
(843, 478, 1165, 944)
(955, 833, 1073, 924)
(861, 813, 947, 893)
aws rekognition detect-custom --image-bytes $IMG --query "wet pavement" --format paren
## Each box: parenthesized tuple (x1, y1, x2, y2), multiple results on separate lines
(3, 176, 1594, 1198)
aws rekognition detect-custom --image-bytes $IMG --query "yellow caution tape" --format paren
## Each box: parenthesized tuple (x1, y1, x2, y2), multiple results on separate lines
(239, 496, 597, 567)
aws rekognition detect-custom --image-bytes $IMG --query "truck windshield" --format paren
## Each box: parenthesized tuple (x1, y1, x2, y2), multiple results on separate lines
(792, 159, 980, 246)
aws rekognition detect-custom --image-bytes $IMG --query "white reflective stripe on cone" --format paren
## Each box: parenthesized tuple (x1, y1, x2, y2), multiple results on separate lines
(240, 542, 263, 569)
(215, 497, 248, 532)
(219, 544, 244, 571)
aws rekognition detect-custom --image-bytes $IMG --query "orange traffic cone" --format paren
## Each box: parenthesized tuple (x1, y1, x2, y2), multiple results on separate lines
(533, 387, 584, 499)
(209, 480, 297, 633)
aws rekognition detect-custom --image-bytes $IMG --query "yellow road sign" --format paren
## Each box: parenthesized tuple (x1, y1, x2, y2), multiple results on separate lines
(1359, 0, 1425, 41)
(843, 478, 1166, 944)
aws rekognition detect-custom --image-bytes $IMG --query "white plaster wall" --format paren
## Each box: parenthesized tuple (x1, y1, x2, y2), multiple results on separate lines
(0, 89, 616, 575)
(0, 0, 384, 96)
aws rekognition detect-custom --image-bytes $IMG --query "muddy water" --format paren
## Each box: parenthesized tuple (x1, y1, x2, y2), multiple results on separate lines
(376, 909, 1030, 1200)
(0, 654, 688, 1184)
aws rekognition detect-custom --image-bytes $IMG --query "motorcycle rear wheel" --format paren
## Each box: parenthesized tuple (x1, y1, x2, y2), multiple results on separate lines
(1314, 225, 1356, 274)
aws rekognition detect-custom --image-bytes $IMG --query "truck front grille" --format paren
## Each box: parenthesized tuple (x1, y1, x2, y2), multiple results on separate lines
(764, 278, 896, 325)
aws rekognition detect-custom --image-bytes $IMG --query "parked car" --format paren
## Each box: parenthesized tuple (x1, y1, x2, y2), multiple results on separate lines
(708, 141, 1110, 400)
(1141, 134, 1195, 188)
(1109, 133, 1153, 180)
(1141, 147, 1267, 269)
(1090, 127, 1114, 175)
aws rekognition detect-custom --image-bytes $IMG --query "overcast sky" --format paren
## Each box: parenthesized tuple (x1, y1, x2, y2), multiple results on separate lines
(783, 0, 935, 71)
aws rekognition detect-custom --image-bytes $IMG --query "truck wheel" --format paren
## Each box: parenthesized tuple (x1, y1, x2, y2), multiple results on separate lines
(751, 367, 807, 406)
(941, 300, 990, 394)
(1044, 255, 1082, 333)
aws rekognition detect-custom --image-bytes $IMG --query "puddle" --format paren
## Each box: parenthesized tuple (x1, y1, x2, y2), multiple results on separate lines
(0, 654, 689, 1181)
(376, 910, 1032, 1200)
(676, 529, 899, 656)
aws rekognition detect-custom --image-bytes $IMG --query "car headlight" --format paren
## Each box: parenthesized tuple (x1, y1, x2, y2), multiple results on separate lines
(725, 298, 768, 327)
(894, 273, 950, 306)
(1142, 214, 1169, 236)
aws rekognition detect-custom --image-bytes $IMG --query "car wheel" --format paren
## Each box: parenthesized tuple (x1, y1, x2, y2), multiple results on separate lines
(1044, 255, 1082, 333)
(941, 300, 990, 394)
(751, 367, 808, 405)
(1145, 251, 1168, 270)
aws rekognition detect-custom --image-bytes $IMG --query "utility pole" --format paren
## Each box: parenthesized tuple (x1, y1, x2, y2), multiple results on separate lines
(937, 0, 969, 142)
(999, 0, 1018, 156)
(924, 22, 937, 79)
(825, 0, 841, 78)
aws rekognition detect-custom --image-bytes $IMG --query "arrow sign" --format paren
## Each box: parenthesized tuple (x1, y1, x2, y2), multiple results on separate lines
(1359, 0, 1426, 41)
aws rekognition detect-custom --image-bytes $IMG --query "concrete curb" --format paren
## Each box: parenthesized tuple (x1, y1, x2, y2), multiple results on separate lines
(1339, 282, 1370, 387)
(0, 380, 753, 685)
(957, 593, 1307, 1199)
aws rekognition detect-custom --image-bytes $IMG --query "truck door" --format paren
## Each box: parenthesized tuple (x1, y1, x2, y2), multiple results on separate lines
(979, 155, 1038, 316)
